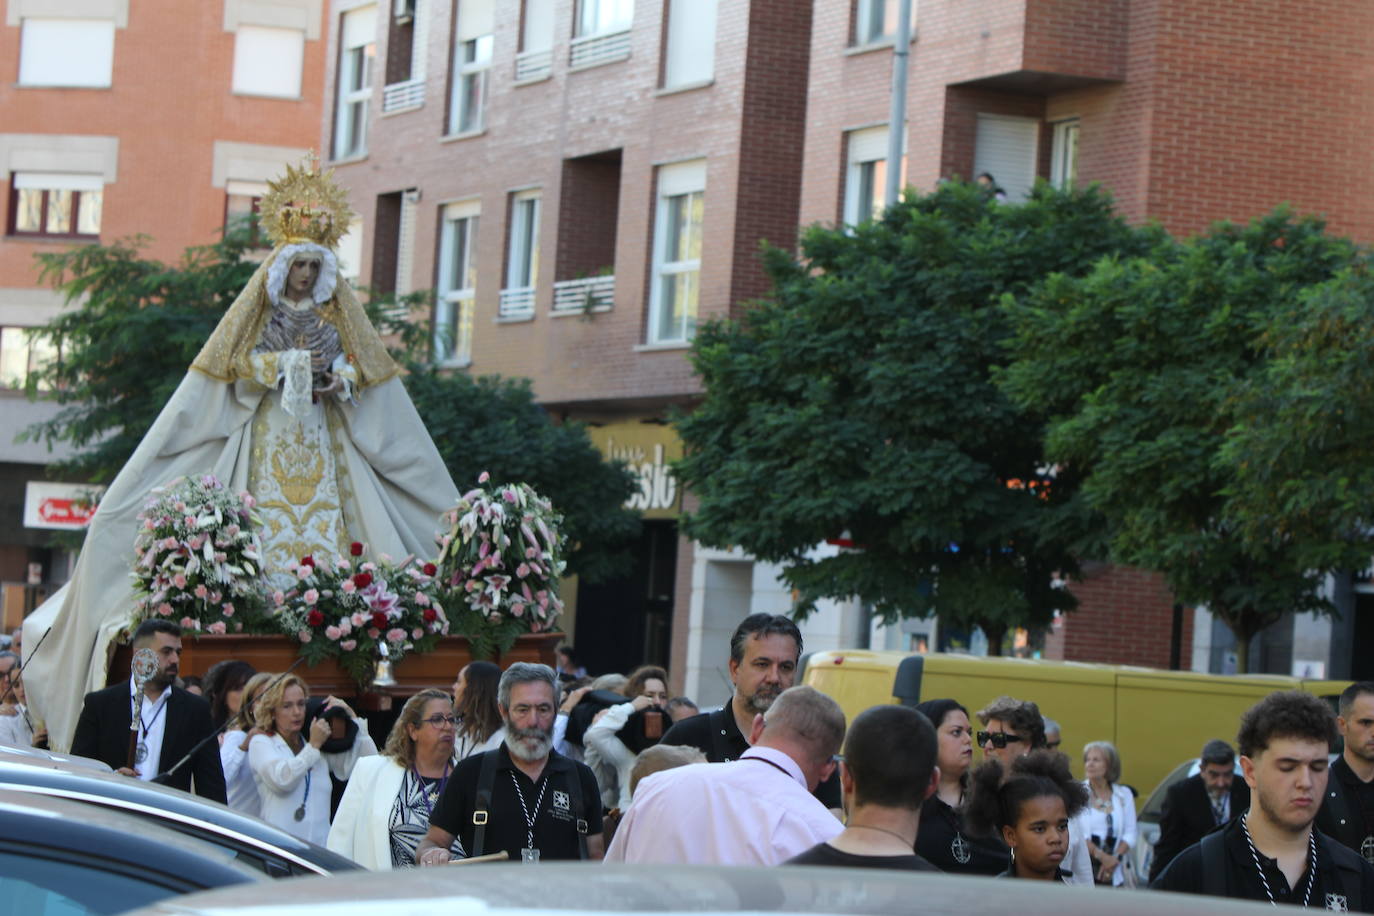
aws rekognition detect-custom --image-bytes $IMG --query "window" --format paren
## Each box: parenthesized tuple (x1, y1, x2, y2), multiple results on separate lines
(662, 0, 716, 88)
(18, 18, 116, 87)
(844, 127, 906, 225)
(223, 180, 268, 245)
(576, 0, 633, 37)
(854, 0, 916, 46)
(436, 201, 479, 364)
(649, 160, 705, 344)
(232, 26, 305, 97)
(501, 191, 540, 317)
(517, 0, 554, 80)
(973, 114, 1040, 202)
(449, 0, 493, 133)
(0, 327, 58, 391)
(333, 6, 378, 160)
(1051, 119, 1080, 190)
(8, 173, 103, 238)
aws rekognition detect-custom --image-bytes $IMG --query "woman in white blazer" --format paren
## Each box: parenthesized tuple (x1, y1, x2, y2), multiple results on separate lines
(248, 674, 376, 846)
(328, 688, 465, 868)
(1077, 740, 1137, 886)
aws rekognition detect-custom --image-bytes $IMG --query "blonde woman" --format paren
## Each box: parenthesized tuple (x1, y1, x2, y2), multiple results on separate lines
(329, 689, 467, 868)
(248, 674, 375, 844)
(219, 671, 275, 818)
(1078, 740, 1137, 885)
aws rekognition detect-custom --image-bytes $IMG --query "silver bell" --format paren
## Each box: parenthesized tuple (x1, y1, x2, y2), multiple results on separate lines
(372, 657, 397, 687)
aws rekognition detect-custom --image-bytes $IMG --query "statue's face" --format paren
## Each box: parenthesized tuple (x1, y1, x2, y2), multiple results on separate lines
(287, 255, 322, 299)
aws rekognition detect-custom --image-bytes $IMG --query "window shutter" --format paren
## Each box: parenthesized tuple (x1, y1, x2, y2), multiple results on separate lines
(973, 114, 1039, 202)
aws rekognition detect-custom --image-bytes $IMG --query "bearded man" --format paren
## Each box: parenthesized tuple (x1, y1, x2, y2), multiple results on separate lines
(418, 663, 603, 863)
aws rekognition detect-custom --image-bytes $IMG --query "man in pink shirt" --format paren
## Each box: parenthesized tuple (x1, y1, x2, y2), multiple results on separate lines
(603, 686, 845, 865)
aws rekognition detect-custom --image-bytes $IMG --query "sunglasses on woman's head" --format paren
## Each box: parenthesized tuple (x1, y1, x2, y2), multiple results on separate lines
(977, 730, 1026, 749)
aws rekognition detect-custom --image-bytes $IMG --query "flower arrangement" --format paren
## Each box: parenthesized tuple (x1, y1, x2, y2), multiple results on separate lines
(130, 475, 266, 634)
(435, 472, 566, 660)
(272, 541, 449, 686)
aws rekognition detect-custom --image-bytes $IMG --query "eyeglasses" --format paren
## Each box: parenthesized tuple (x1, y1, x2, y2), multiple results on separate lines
(421, 715, 459, 728)
(1046, 740, 1062, 750)
(977, 731, 1026, 749)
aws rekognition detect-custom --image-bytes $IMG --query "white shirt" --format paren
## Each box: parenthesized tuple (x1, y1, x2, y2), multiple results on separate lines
(1075, 781, 1137, 886)
(0, 705, 32, 748)
(248, 722, 377, 845)
(583, 701, 637, 809)
(129, 677, 169, 781)
(220, 729, 261, 818)
(604, 745, 843, 866)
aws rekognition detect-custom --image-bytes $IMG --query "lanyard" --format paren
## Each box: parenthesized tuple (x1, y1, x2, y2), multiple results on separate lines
(132, 690, 168, 743)
(509, 770, 550, 850)
(1241, 812, 1316, 907)
(412, 763, 450, 817)
(743, 755, 794, 780)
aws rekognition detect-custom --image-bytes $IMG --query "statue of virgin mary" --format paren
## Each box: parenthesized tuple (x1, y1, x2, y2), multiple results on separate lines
(25, 163, 460, 751)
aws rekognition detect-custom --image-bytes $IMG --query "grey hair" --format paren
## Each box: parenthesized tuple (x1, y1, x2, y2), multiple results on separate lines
(1042, 716, 1061, 734)
(1200, 738, 1236, 767)
(0, 651, 17, 670)
(497, 662, 558, 710)
(1083, 740, 1122, 784)
(266, 242, 338, 306)
(762, 685, 846, 767)
(590, 673, 627, 693)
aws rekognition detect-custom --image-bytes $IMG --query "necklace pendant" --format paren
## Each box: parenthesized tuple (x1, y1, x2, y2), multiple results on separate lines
(950, 832, 972, 864)
(294, 803, 306, 821)
(520, 847, 540, 864)
(134, 742, 148, 765)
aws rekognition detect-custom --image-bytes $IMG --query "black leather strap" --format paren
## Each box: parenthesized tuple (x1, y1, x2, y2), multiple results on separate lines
(470, 748, 500, 857)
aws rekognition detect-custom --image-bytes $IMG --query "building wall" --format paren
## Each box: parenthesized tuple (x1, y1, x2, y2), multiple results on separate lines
(1060, 564, 1193, 669)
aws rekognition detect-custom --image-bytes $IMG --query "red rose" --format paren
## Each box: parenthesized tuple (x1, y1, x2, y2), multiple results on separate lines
(353, 572, 373, 589)
(422, 607, 437, 622)
(300, 556, 315, 568)
(422, 562, 438, 577)
(371, 611, 389, 629)
(350, 541, 364, 557)
(306, 609, 324, 626)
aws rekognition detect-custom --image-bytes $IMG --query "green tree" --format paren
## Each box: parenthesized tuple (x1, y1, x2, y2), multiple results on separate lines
(1001, 209, 1362, 671)
(673, 182, 1156, 652)
(24, 230, 640, 582)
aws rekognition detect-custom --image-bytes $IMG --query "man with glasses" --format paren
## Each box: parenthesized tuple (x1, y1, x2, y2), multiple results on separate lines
(1044, 717, 1063, 751)
(419, 663, 603, 864)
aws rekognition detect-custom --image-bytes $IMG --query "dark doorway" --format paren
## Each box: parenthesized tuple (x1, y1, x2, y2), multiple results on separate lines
(573, 520, 677, 676)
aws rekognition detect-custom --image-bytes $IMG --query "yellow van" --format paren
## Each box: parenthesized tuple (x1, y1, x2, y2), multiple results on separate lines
(802, 649, 1350, 806)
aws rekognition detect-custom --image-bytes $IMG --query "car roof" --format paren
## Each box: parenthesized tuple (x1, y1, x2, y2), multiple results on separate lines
(0, 757, 359, 874)
(0, 788, 264, 887)
(130, 863, 1289, 916)
(0, 744, 114, 772)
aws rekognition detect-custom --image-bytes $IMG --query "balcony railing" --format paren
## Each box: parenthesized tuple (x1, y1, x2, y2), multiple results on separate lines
(569, 29, 631, 70)
(499, 287, 536, 318)
(515, 48, 553, 82)
(552, 275, 614, 315)
(381, 79, 425, 113)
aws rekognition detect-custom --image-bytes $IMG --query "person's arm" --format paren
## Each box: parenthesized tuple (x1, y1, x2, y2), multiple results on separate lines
(1116, 785, 1136, 855)
(586, 832, 605, 861)
(248, 734, 319, 794)
(417, 824, 457, 866)
(584, 702, 639, 805)
(220, 731, 248, 783)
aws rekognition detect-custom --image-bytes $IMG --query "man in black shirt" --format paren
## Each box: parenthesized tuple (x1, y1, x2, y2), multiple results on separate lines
(660, 613, 841, 809)
(787, 705, 939, 870)
(1149, 738, 1251, 881)
(1317, 682, 1374, 865)
(419, 663, 603, 863)
(1152, 691, 1374, 911)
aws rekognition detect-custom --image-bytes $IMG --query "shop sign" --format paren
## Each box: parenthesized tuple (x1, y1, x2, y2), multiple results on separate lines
(24, 481, 102, 530)
(589, 422, 682, 519)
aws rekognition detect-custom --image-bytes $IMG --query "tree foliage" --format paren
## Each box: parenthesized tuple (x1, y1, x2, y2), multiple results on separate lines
(673, 182, 1158, 650)
(1001, 209, 1364, 670)
(24, 230, 640, 582)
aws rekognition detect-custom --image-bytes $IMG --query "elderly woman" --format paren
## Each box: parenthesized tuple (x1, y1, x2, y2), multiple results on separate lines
(248, 674, 376, 844)
(1077, 740, 1137, 885)
(329, 688, 467, 868)
(219, 671, 275, 817)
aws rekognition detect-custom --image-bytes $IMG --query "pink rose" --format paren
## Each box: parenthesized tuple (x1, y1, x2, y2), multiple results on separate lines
(298, 630, 312, 643)
(341, 580, 357, 594)
(156, 602, 173, 616)
(340, 639, 357, 651)
(516, 563, 530, 579)
(272, 590, 286, 606)
(189, 535, 205, 550)
(183, 516, 196, 527)
(367, 628, 380, 639)
(415, 592, 430, 606)
(325, 625, 342, 640)
(143, 519, 155, 531)
(412, 627, 424, 639)
(172, 573, 188, 589)
(179, 617, 196, 629)
(296, 566, 313, 580)
(350, 612, 365, 627)
(162, 537, 179, 550)
(386, 627, 406, 643)
(478, 471, 490, 483)
(194, 584, 209, 599)
(240, 491, 256, 508)
(338, 619, 351, 635)
(221, 603, 235, 617)
(511, 603, 525, 618)
(303, 588, 319, 605)
(207, 621, 227, 635)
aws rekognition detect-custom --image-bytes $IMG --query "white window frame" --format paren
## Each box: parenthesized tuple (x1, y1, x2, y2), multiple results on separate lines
(501, 190, 540, 317)
(436, 200, 479, 365)
(843, 126, 906, 226)
(18, 18, 116, 88)
(333, 6, 377, 161)
(1050, 119, 1080, 190)
(854, 0, 917, 46)
(576, 0, 633, 38)
(648, 160, 706, 345)
(449, 33, 492, 135)
(662, 0, 717, 89)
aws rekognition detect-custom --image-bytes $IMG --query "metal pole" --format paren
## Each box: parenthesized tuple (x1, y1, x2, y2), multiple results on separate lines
(884, 0, 914, 208)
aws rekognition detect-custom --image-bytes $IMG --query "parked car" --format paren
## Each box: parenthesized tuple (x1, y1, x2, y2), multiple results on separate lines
(0, 788, 264, 915)
(130, 862, 1289, 916)
(0, 752, 360, 877)
(0, 743, 112, 772)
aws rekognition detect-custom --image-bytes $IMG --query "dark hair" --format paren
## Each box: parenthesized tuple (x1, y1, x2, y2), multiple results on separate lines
(729, 614, 802, 665)
(181, 675, 203, 690)
(1339, 682, 1374, 719)
(964, 750, 1088, 836)
(1199, 738, 1236, 767)
(132, 619, 181, 646)
(622, 665, 669, 701)
(558, 646, 577, 662)
(457, 661, 504, 744)
(915, 698, 968, 731)
(202, 660, 256, 730)
(976, 696, 1047, 749)
(846, 706, 937, 810)
(1237, 690, 1338, 758)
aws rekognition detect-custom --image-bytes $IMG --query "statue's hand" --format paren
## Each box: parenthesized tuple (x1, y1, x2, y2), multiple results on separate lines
(314, 372, 344, 398)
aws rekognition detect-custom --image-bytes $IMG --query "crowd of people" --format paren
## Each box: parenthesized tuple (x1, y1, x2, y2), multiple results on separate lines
(2, 613, 1372, 910)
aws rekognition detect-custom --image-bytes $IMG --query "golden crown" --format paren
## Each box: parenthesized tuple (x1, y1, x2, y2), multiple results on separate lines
(261, 155, 355, 249)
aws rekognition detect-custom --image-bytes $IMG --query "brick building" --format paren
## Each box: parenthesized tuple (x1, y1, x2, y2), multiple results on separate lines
(326, 0, 1372, 686)
(0, 0, 327, 624)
